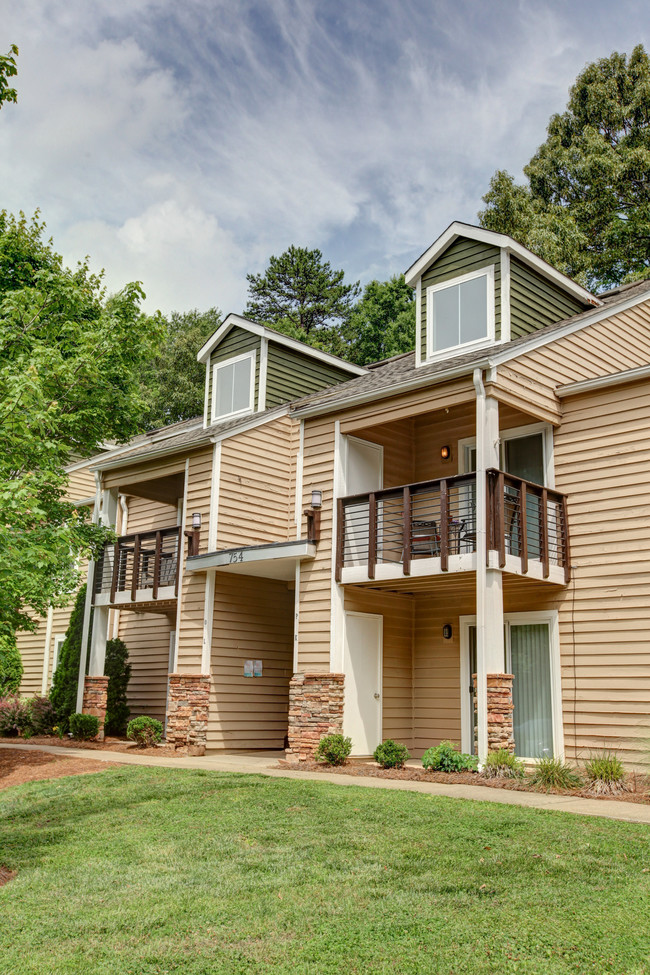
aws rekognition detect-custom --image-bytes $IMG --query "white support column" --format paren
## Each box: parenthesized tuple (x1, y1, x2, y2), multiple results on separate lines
(86, 486, 119, 680)
(41, 606, 54, 696)
(208, 441, 221, 551)
(201, 569, 216, 674)
(76, 474, 102, 712)
(293, 562, 301, 673)
(473, 368, 505, 763)
(172, 458, 190, 674)
(329, 420, 346, 673)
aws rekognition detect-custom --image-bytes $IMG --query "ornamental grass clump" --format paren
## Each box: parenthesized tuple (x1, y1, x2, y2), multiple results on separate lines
(126, 716, 164, 748)
(529, 756, 582, 792)
(69, 713, 100, 741)
(584, 751, 627, 795)
(373, 739, 411, 769)
(315, 733, 352, 766)
(482, 748, 525, 779)
(422, 741, 478, 773)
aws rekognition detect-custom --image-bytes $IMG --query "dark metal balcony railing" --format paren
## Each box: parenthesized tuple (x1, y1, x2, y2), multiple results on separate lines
(336, 470, 570, 583)
(93, 526, 181, 602)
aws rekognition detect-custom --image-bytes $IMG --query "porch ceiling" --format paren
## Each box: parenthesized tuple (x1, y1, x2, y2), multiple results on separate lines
(346, 571, 477, 598)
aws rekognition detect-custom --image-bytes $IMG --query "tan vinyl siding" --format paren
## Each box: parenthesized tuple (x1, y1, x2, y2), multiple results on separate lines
(495, 299, 650, 423)
(420, 237, 501, 352)
(118, 612, 172, 723)
(175, 572, 205, 674)
(184, 448, 213, 556)
(17, 621, 49, 697)
(339, 378, 476, 433)
(67, 465, 96, 502)
(297, 417, 336, 672)
(217, 415, 297, 549)
(344, 589, 414, 748)
(123, 496, 178, 534)
(510, 257, 586, 338)
(265, 343, 356, 409)
(103, 456, 187, 491)
(208, 327, 261, 418)
(208, 573, 293, 748)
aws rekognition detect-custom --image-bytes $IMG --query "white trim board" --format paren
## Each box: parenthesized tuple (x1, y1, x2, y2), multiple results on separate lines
(210, 348, 256, 424)
(557, 363, 650, 397)
(425, 263, 496, 362)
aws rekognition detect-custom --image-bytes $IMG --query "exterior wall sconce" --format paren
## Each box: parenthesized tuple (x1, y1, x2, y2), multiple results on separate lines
(311, 488, 323, 509)
(185, 511, 202, 557)
(305, 488, 323, 543)
(442, 623, 453, 640)
(440, 445, 451, 461)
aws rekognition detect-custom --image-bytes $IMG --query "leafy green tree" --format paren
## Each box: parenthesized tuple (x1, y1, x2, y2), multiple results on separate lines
(343, 275, 414, 365)
(244, 245, 360, 355)
(0, 623, 22, 695)
(49, 586, 87, 731)
(0, 44, 18, 109)
(140, 308, 221, 429)
(103, 638, 131, 736)
(479, 45, 650, 291)
(0, 211, 163, 640)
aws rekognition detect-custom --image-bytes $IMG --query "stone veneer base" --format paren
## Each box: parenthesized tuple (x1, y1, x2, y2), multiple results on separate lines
(82, 676, 109, 741)
(286, 672, 344, 763)
(474, 672, 515, 754)
(167, 674, 210, 751)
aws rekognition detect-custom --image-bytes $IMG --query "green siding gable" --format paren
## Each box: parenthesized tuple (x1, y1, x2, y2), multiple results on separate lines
(420, 237, 501, 354)
(509, 257, 587, 338)
(207, 327, 261, 419)
(265, 343, 355, 408)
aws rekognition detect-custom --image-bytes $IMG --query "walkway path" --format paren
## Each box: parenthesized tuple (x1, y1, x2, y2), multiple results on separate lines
(4, 742, 649, 825)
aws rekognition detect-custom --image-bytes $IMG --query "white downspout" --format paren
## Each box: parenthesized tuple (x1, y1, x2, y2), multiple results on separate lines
(473, 368, 489, 764)
(76, 472, 102, 713)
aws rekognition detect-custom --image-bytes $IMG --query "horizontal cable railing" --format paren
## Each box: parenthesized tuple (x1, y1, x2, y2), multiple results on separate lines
(337, 471, 570, 582)
(93, 526, 181, 602)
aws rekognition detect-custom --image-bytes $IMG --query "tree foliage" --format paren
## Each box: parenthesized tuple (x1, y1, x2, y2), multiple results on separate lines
(343, 275, 414, 365)
(479, 44, 650, 291)
(140, 308, 221, 429)
(0, 44, 18, 109)
(49, 586, 87, 732)
(104, 638, 131, 737)
(244, 245, 360, 355)
(0, 624, 23, 695)
(0, 211, 163, 637)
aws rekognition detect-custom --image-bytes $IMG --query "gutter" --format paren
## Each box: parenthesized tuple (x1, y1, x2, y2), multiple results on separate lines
(557, 363, 650, 397)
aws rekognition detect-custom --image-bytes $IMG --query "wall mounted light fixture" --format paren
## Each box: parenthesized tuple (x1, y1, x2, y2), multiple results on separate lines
(440, 445, 451, 461)
(311, 488, 323, 509)
(442, 623, 453, 640)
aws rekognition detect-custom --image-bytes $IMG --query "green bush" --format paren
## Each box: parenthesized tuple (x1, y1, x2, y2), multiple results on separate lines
(373, 739, 411, 769)
(422, 740, 478, 773)
(104, 638, 131, 736)
(127, 715, 164, 748)
(585, 751, 627, 794)
(482, 748, 525, 779)
(0, 695, 31, 736)
(69, 712, 100, 741)
(0, 625, 23, 696)
(529, 756, 582, 791)
(50, 586, 89, 733)
(315, 733, 352, 766)
(28, 695, 57, 735)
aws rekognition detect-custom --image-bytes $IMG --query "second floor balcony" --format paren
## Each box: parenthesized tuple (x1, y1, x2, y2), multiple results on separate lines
(93, 526, 181, 608)
(336, 470, 570, 586)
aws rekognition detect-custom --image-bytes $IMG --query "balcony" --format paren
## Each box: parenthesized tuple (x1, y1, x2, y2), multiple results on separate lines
(336, 470, 570, 586)
(92, 526, 181, 608)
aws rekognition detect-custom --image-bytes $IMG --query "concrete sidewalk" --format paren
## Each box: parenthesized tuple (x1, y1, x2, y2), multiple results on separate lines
(3, 741, 650, 825)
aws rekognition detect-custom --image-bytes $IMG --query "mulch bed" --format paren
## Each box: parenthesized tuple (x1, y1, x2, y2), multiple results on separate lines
(0, 746, 122, 791)
(280, 759, 650, 805)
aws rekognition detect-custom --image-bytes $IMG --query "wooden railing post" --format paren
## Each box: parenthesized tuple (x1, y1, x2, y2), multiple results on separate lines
(497, 471, 506, 568)
(520, 481, 528, 574)
(540, 488, 549, 578)
(174, 528, 182, 597)
(440, 479, 448, 571)
(131, 534, 141, 601)
(368, 493, 377, 579)
(561, 495, 571, 583)
(336, 499, 344, 582)
(152, 531, 162, 599)
(402, 486, 411, 576)
(109, 541, 120, 602)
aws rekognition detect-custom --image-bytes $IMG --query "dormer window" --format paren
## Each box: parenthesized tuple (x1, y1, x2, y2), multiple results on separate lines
(211, 350, 256, 422)
(426, 265, 495, 359)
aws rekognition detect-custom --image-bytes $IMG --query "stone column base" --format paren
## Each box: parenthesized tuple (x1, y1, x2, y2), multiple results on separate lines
(83, 676, 109, 741)
(167, 674, 210, 753)
(286, 673, 344, 763)
(474, 672, 515, 753)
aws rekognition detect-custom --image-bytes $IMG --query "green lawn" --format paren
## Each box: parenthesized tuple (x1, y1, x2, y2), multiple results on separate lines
(1, 768, 648, 975)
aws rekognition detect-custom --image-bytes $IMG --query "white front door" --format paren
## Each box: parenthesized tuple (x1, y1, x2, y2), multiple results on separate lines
(343, 611, 382, 755)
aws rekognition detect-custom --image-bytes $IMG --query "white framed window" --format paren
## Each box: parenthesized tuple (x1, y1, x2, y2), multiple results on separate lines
(426, 265, 495, 359)
(211, 350, 256, 423)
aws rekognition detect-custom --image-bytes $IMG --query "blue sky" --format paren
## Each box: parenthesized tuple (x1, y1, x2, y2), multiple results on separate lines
(1, 1, 648, 315)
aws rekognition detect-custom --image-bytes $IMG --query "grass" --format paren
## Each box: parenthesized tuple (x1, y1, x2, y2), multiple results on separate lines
(1, 767, 649, 975)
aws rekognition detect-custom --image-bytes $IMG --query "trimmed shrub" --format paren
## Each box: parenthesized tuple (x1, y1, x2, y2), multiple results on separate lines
(69, 712, 100, 741)
(482, 748, 525, 779)
(315, 733, 352, 766)
(0, 625, 23, 696)
(0, 695, 31, 737)
(127, 715, 164, 748)
(104, 638, 131, 737)
(374, 739, 411, 769)
(422, 740, 478, 773)
(585, 751, 627, 795)
(28, 696, 57, 735)
(50, 586, 89, 733)
(529, 756, 582, 791)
